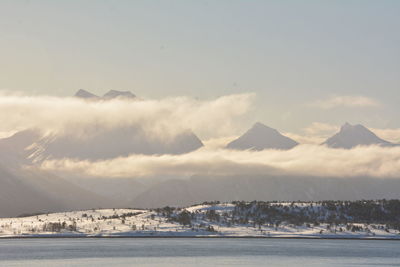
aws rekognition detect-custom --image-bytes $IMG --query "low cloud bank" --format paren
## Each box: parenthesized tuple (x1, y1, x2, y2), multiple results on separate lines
(0, 91, 254, 140)
(2, 91, 399, 181)
(285, 122, 400, 144)
(41, 145, 400, 179)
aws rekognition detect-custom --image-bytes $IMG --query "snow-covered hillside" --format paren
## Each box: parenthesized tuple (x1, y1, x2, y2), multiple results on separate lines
(1, 201, 399, 239)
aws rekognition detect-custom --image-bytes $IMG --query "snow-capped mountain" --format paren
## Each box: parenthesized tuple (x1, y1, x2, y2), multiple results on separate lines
(323, 123, 396, 149)
(226, 122, 298, 150)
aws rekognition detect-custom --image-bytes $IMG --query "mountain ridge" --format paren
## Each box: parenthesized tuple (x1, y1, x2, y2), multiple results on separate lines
(74, 89, 136, 100)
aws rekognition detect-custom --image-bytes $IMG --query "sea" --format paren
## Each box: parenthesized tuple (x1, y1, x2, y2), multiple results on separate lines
(0, 238, 399, 266)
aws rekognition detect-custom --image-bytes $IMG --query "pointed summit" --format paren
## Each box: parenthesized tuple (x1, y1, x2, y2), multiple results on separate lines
(103, 90, 136, 99)
(226, 122, 298, 150)
(323, 123, 396, 149)
(341, 122, 352, 130)
(74, 89, 98, 99)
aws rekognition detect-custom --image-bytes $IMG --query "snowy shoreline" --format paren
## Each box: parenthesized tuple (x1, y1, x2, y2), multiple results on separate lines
(1, 201, 400, 240)
(1, 235, 400, 240)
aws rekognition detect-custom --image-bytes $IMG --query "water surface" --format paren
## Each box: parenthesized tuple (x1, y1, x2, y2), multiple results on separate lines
(0, 238, 399, 266)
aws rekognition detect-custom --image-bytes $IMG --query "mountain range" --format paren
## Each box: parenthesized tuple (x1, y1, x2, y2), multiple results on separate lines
(0, 89, 399, 217)
(228, 122, 398, 150)
(72, 90, 399, 150)
(75, 89, 136, 100)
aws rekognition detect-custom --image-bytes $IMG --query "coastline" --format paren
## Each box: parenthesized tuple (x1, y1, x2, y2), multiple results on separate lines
(1, 235, 400, 240)
(2, 204, 400, 241)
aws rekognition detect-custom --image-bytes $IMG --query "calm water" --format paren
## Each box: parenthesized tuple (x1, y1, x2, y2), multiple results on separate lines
(0, 238, 399, 266)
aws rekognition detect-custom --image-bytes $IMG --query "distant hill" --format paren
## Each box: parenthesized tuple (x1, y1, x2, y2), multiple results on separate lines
(323, 123, 396, 149)
(227, 122, 298, 150)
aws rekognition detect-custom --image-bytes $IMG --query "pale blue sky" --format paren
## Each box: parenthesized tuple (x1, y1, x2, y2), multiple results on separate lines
(1, 0, 399, 132)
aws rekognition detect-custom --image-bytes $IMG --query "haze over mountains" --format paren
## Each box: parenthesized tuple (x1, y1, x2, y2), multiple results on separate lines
(0, 90, 399, 217)
(131, 175, 400, 208)
(70, 89, 399, 151)
(28, 126, 203, 161)
(18, 90, 204, 161)
(0, 134, 109, 217)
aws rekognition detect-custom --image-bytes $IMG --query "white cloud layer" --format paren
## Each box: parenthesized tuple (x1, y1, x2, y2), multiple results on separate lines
(311, 95, 380, 109)
(284, 122, 340, 144)
(2, 91, 399, 181)
(371, 128, 400, 143)
(0, 91, 254, 140)
(40, 145, 400, 179)
(285, 122, 400, 145)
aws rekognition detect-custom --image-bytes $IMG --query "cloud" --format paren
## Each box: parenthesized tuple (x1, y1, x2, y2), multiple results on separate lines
(40, 145, 400, 179)
(311, 95, 380, 109)
(282, 133, 325, 145)
(286, 122, 400, 145)
(283, 122, 340, 144)
(371, 128, 400, 143)
(302, 122, 339, 136)
(0, 91, 254, 140)
(3, 91, 399, 181)
(202, 136, 239, 149)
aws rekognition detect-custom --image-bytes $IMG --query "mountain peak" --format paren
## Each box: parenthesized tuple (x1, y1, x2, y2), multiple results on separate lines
(324, 123, 395, 149)
(340, 122, 366, 132)
(103, 90, 136, 99)
(247, 122, 280, 136)
(227, 122, 298, 151)
(74, 89, 98, 99)
(341, 122, 351, 130)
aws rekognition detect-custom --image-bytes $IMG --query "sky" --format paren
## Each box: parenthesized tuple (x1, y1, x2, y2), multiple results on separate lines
(1, 0, 400, 133)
